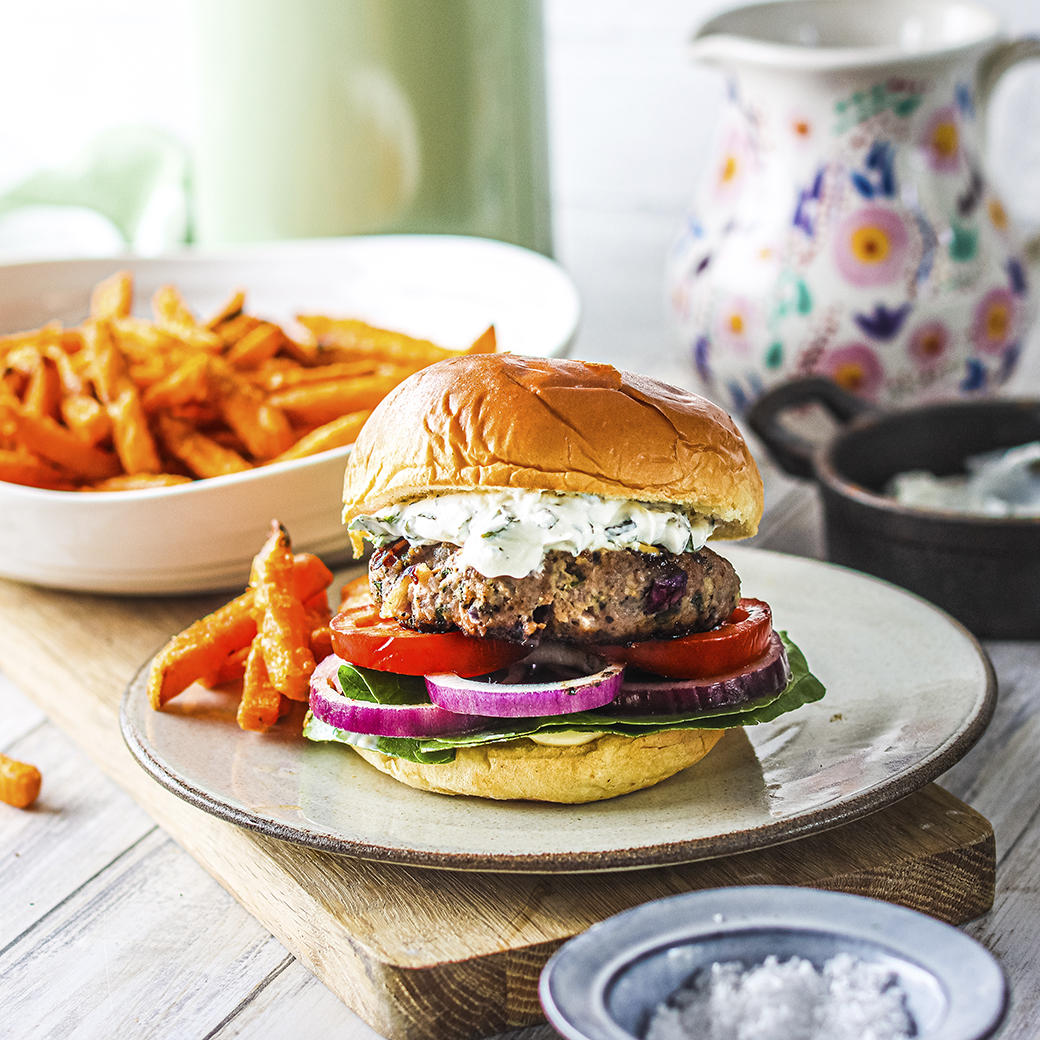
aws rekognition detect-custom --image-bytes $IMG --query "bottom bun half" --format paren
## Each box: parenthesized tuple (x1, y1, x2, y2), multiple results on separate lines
(350, 728, 727, 803)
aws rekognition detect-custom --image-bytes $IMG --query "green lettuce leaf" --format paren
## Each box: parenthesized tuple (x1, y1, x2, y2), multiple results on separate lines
(337, 662, 429, 705)
(304, 633, 825, 765)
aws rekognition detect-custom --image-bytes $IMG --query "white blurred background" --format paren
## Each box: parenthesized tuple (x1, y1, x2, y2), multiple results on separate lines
(1, 0, 1039, 370)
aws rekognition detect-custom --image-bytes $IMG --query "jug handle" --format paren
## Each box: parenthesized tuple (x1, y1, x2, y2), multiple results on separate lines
(978, 37, 1040, 265)
(747, 377, 875, 480)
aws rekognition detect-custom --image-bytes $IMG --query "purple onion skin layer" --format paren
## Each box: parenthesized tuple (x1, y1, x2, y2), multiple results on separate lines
(425, 662, 625, 718)
(607, 632, 791, 716)
(309, 655, 488, 737)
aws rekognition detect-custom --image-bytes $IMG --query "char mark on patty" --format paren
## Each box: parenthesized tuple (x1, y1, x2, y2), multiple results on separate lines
(368, 540, 740, 644)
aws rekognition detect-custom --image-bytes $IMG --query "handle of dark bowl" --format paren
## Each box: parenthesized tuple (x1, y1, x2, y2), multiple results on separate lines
(747, 377, 876, 480)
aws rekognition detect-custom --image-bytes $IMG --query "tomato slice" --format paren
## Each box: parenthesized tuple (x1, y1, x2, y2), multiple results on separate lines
(598, 598, 773, 680)
(330, 579, 530, 677)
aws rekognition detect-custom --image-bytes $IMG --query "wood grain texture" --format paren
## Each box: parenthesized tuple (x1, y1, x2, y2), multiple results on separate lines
(0, 574, 996, 1040)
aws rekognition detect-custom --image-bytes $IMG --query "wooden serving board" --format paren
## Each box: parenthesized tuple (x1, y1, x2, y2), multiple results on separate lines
(0, 574, 995, 1040)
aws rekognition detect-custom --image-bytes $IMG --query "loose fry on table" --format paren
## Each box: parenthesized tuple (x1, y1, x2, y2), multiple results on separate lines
(0, 752, 42, 809)
(250, 521, 316, 702)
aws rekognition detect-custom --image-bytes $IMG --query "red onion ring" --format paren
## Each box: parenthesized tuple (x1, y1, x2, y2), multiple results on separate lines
(426, 646, 625, 718)
(607, 632, 791, 716)
(309, 655, 487, 736)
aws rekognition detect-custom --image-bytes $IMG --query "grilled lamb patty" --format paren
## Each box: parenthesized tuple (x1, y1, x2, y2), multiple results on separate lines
(368, 540, 740, 644)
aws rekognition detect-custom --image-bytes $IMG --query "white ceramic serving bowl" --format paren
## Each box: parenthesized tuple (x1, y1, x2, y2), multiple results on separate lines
(0, 235, 580, 594)
(540, 887, 1007, 1040)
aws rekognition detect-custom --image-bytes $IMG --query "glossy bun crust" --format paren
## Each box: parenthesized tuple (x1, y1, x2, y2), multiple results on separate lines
(342, 354, 763, 539)
(350, 728, 727, 803)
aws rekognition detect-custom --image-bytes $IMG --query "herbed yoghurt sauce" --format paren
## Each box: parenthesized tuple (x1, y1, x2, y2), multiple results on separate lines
(349, 489, 715, 579)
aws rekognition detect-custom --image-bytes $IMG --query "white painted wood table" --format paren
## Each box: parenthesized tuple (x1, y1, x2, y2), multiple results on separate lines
(4, 2, 1040, 1037)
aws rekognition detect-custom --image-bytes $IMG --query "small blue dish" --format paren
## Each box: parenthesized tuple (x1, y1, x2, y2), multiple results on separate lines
(539, 886, 1006, 1040)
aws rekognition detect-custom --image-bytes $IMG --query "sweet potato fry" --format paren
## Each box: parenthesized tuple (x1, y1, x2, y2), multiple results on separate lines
(141, 353, 211, 413)
(267, 410, 370, 463)
(59, 393, 111, 445)
(212, 312, 263, 349)
(237, 640, 283, 732)
(148, 549, 332, 709)
(10, 410, 121, 481)
(0, 448, 78, 490)
(108, 315, 185, 363)
(152, 284, 223, 352)
(254, 359, 392, 391)
(205, 288, 246, 330)
(198, 643, 250, 688)
(22, 354, 62, 420)
(468, 324, 497, 354)
(109, 388, 163, 474)
(148, 591, 259, 708)
(250, 521, 315, 701)
(210, 360, 294, 460)
(84, 472, 193, 492)
(267, 372, 404, 426)
(89, 270, 133, 320)
(296, 316, 456, 366)
(0, 752, 42, 808)
(225, 322, 285, 369)
(156, 413, 252, 478)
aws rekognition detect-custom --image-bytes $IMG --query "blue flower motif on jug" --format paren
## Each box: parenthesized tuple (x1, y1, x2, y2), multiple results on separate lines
(854, 302, 912, 340)
(850, 140, 896, 199)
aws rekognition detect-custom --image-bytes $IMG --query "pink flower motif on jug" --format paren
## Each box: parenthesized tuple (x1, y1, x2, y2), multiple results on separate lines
(715, 296, 761, 356)
(907, 320, 952, 371)
(971, 287, 1017, 354)
(832, 206, 910, 287)
(815, 342, 885, 400)
(921, 105, 962, 173)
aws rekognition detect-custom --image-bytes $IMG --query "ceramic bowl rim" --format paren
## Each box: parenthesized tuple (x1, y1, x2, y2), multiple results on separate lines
(539, 886, 1007, 1040)
(810, 396, 1040, 529)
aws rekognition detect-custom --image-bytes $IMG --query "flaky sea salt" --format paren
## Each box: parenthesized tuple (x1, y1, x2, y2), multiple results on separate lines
(645, 953, 914, 1040)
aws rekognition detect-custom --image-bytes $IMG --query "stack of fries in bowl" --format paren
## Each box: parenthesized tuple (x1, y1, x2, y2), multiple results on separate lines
(0, 268, 496, 594)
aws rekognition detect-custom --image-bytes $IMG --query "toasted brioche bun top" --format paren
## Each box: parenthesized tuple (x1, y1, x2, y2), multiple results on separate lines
(342, 354, 764, 539)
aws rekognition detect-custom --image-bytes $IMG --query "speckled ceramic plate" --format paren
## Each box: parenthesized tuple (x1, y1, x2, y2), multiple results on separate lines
(120, 546, 996, 873)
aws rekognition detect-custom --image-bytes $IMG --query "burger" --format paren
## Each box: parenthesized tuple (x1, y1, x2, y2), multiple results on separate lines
(303, 353, 824, 802)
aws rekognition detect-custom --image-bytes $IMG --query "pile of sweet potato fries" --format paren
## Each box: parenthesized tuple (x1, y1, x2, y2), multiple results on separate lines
(0, 270, 495, 491)
(148, 521, 335, 732)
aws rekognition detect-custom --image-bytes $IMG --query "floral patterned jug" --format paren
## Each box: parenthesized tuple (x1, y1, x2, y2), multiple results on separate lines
(667, 0, 1040, 413)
